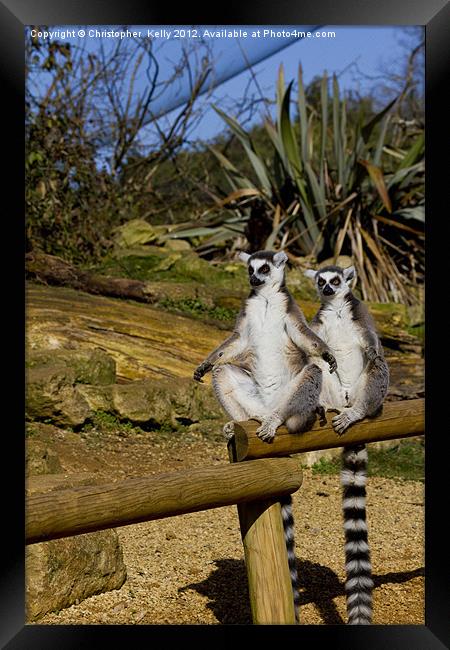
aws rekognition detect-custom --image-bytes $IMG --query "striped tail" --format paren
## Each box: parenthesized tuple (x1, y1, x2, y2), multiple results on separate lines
(280, 495, 300, 623)
(341, 444, 374, 624)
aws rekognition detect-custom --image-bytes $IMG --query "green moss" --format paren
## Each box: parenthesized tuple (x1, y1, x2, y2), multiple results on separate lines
(94, 253, 167, 281)
(93, 250, 249, 291)
(407, 323, 425, 345)
(311, 439, 424, 481)
(158, 297, 236, 323)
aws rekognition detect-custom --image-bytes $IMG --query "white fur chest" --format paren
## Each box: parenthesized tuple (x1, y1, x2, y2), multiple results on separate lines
(320, 302, 364, 390)
(245, 291, 291, 400)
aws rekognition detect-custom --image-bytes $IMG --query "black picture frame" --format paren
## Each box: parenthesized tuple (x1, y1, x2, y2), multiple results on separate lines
(3, 0, 448, 647)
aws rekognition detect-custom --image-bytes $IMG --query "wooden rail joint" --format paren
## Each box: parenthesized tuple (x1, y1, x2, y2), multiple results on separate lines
(227, 397, 424, 625)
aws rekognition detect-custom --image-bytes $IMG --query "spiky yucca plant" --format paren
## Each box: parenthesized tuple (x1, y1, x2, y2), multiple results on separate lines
(200, 65, 424, 304)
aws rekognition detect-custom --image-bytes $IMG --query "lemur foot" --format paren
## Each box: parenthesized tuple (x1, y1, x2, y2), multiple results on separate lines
(256, 417, 280, 443)
(247, 414, 263, 423)
(222, 421, 236, 441)
(316, 405, 327, 426)
(332, 408, 362, 435)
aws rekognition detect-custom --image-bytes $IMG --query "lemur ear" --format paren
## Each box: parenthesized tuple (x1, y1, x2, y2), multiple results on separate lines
(238, 252, 250, 264)
(303, 269, 317, 281)
(273, 251, 288, 268)
(343, 266, 356, 283)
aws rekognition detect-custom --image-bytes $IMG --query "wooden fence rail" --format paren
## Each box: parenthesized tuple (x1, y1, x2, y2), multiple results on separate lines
(26, 456, 302, 545)
(228, 398, 424, 462)
(25, 397, 424, 625)
(225, 397, 424, 624)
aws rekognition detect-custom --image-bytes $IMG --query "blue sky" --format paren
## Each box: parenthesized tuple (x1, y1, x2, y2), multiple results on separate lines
(27, 25, 423, 158)
(184, 25, 417, 141)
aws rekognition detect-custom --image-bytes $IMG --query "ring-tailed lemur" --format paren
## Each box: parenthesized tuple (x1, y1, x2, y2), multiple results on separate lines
(304, 264, 389, 625)
(194, 250, 337, 622)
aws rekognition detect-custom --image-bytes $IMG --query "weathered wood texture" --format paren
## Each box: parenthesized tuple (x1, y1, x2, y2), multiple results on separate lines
(27, 283, 424, 396)
(237, 499, 297, 624)
(27, 283, 226, 382)
(230, 398, 424, 462)
(26, 252, 156, 304)
(26, 457, 302, 545)
(227, 440, 298, 624)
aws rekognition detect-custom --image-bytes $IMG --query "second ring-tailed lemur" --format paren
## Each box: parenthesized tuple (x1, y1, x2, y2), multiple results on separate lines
(304, 264, 389, 625)
(193, 250, 337, 622)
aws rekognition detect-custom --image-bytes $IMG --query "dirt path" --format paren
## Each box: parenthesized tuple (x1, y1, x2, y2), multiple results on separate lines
(31, 425, 424, 626)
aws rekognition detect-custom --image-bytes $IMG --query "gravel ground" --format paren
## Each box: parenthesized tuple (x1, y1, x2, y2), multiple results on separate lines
(32, 424, 424, 626)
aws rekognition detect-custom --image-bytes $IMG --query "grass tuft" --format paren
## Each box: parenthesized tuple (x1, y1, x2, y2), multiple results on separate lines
(311, 439, 424, 481)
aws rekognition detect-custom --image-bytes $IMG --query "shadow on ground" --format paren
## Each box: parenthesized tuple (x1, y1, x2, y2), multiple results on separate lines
(180, 559, 424, 625)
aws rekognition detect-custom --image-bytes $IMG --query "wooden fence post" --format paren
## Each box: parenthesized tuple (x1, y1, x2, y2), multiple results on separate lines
(237, 498, 297, 624)
(228, 440, 298, 625)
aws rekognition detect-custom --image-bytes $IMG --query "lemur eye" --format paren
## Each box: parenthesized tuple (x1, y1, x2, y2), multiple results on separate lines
(260, 264, 270, 274)
(331, 277, 341, 285)
(318, 278, 325, 286)
(248, 265, 254, 275)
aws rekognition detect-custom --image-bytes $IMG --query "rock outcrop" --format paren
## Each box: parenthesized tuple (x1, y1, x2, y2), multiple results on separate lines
(26, 473, 127, 621)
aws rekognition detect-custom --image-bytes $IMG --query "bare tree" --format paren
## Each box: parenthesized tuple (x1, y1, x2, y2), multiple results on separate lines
(25, 27, 216, 261)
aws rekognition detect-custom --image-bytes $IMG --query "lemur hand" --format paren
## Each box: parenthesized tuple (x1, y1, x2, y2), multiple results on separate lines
(322, 351, 337, 374)
(193, 361, 213, 382)
(365, 346, 378, 362)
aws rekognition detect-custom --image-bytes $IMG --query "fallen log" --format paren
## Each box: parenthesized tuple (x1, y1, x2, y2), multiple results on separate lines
(26, 251, 158, 303)
(26, 251, 422, 353)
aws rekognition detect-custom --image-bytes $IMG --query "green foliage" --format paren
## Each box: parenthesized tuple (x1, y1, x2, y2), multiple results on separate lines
(310, 456, 341, 476)
(368, 439, 424, 481)
(207, 65, 424, 304)
(80, 411, 142, 438)
(26, 37, 211, 264)
(26, 34, 424, 302)
(25, 42, 137, 264)
(78, 410, 198, 440)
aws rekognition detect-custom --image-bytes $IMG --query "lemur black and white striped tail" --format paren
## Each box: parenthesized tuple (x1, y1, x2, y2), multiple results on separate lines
(280, 495, 300, 623)
(341, 445, 373, 624)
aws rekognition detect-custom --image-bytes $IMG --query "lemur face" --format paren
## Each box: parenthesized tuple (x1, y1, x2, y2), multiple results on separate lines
(239, 250, 288, 289)
(304, 265, 355, 300)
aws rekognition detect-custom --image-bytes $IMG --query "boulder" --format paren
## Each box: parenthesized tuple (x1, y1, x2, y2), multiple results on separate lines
(26, 364, 91, 427)
(25, 349, 221, 428)
(76, 384, 114, 413)
(164, 238, 192, 251)
(27, 348, 116, 385)
(26, 473, 127, 621)
(26, 439, 63, 476)
(77, 377, 222, 425)
(26, 529, 127, 621)
(113, 218, 163, 248)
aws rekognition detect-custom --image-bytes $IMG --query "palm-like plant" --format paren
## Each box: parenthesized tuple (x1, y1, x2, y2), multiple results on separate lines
(198, 65, 424, 304)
